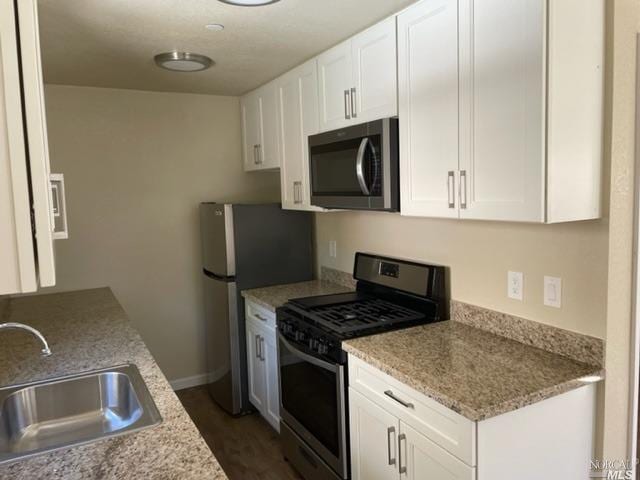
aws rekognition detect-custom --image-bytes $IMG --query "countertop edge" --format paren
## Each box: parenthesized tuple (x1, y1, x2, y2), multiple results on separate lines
(342, 341, 605, 422)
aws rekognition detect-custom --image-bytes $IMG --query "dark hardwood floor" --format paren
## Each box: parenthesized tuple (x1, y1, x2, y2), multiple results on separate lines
(176, 386, 302, 480)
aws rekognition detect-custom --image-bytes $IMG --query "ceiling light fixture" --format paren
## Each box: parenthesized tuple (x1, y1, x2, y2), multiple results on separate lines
(218, 0, 280, 6)
(154, 52, 213, 72)
(205, 23, 225, 31)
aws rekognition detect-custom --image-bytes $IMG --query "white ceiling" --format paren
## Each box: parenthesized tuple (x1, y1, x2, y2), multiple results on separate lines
(38, 0, 415, 96)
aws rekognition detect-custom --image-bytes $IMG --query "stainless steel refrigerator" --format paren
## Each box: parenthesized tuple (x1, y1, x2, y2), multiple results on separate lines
(199, 203, 313, 415)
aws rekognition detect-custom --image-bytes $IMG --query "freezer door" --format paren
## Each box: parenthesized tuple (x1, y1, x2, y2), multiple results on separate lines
(203, 272, 243, 414)
(200, 203, 236, 277)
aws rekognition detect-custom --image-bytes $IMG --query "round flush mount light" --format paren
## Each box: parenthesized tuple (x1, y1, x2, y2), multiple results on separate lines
(218, 0, 280, 6)
(154, 52, 213, 72)
(205, 23, 225, 32)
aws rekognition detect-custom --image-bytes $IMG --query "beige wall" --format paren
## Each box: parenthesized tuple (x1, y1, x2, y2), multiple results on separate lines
(602, 0, 640, 463)
(316, 213, 608, 338)
(43, 85, 280, 382)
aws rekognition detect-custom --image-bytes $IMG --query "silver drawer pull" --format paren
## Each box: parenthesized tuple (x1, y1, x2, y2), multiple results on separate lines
(387, 426, 396, 466)
(384, 390, 414, 409)
(254, 313, 268, 322)
(398, 433, 407, 474)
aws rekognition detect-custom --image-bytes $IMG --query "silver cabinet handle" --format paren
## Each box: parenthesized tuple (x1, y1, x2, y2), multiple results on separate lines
(293, 181, 303, 204)
(350, 87, 357, 118)
(384, 390, 414, 409)
(253, 145, 259, 165)
(356, 138, 371, 195)
(259, 336, 265, 362)
(460, 170, 467, 209)
(398, 433, 407, 474)
(255, 334, 261, 359)
(257, 144, 263, 165)
(254, 313, 268, 322)
(344, 90, 351, 120)
(447, 171, 455, 208)
(387, 426, 396, 466)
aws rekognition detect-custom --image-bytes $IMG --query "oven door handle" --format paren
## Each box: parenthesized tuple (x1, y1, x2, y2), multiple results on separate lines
(278, 332, 339, 373)
(355, 137, 371, 196)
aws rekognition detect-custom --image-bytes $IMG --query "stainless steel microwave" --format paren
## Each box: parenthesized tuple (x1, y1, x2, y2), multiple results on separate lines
(308, 118, 399, 211)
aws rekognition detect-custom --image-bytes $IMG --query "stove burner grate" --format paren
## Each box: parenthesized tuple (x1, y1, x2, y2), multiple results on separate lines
(307, 298, 424, 334)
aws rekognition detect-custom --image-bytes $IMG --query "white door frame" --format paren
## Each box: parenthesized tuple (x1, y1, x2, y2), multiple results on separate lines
(629, 33, 640, 477)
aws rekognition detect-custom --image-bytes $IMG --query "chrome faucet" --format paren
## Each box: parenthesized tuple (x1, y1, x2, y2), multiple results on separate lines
(0, 322, 51, 356)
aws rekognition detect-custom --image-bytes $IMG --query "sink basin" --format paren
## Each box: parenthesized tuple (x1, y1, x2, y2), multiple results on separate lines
(0, 364, 162, 464)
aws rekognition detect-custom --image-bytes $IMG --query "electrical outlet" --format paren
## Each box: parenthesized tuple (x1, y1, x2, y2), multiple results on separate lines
(329, 240, 337, 259)
(544, 276, 562, 308)
(507, 271, 524, 301)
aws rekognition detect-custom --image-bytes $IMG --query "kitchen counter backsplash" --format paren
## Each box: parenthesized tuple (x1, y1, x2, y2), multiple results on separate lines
(320, 266, 357, 289)
(451, 300, 604, 368)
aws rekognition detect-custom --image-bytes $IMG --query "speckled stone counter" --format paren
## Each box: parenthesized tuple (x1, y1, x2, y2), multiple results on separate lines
(241, 280, 353, 312)
(0, 288, 226, 480)
(343, 321, 604, 421)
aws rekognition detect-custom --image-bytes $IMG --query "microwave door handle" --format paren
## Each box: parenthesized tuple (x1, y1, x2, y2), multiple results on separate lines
(356, 137, 371, 196)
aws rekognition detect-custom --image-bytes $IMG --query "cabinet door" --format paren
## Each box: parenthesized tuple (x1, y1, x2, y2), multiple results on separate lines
(349, 388, 400, 480)
(241, 91, 262, 171)
(398, 0, 460, 218)
(317, 40, 352, 132)
(262, 328, 280, 431)
(351, 17, 398, 122)
(277, 61, 322, 211)
(400, 423, 475, 480)
(458, 0, 544, 222)
(257, 81, 280, 170)
(246, 320, 266, 412)
(0, 0, 37, 294)
(18, 0, 56, 287)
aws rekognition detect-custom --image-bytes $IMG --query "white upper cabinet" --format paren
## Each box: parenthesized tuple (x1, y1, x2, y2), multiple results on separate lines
(18, 0, 57, 286)
(397, 0, 459, 219)
(241, 82, 280, 171)
(276, 60, 323, 211)
(351, 17, 398, 123)
(0, 0, 38, 295)
(318, 17, 397, 132)
(399, 0, 604, 223)
(0, 0, 59, 295)
(317, 40, 353, 132)
(458, 0, 545, 222)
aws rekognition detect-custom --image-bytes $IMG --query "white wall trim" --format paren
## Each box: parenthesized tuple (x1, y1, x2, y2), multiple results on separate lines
(169, 373, 211, 391)
(629, 34, 640, 476)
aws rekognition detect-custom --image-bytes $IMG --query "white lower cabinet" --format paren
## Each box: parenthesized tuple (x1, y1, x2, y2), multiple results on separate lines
(349, 388, 399, 480)
(350, 388, 474, 480)
(348, 354, 596, 480)
(245, 301, 280, 431)
(401, 423, 475, 480)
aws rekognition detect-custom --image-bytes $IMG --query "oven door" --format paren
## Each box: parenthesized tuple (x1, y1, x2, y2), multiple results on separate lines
(309, 119, 397, 211)
(278, 333, 348, 478)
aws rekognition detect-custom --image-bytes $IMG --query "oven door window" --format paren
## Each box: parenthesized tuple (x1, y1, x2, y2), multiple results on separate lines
(279, 336, 341, 457)
(310, 135, 382, 197)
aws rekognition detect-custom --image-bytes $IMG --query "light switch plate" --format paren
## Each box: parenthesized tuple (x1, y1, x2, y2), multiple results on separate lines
(507, 271, 524, 301)
(329, 240, 337, 258)
(544, 276, 562, 308)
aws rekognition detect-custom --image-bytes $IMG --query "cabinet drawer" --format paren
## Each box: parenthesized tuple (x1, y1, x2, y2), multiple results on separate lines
(245, 301, 276, 330)
(348, 355, 476, 466)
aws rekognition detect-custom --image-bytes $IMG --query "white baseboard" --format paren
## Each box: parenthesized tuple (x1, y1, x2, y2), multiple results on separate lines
(169, 367, 227, 391)
(169, 373, 211, 391)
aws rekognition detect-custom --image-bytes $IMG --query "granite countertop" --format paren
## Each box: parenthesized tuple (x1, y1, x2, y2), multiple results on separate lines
(0, 288, 226, 480)
(241, 279, 354, 312)
(343, 321, 604, 422)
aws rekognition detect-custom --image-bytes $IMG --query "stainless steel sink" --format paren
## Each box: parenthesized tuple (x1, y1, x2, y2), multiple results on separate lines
(0, 364, 162, 464)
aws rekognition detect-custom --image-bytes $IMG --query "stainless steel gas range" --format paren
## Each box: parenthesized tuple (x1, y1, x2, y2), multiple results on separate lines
(276, 253, 449, 480)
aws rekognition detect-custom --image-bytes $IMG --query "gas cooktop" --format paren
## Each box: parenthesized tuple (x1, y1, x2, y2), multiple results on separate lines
(277, 253, 449, 363)
(289, 292, 426, 336)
